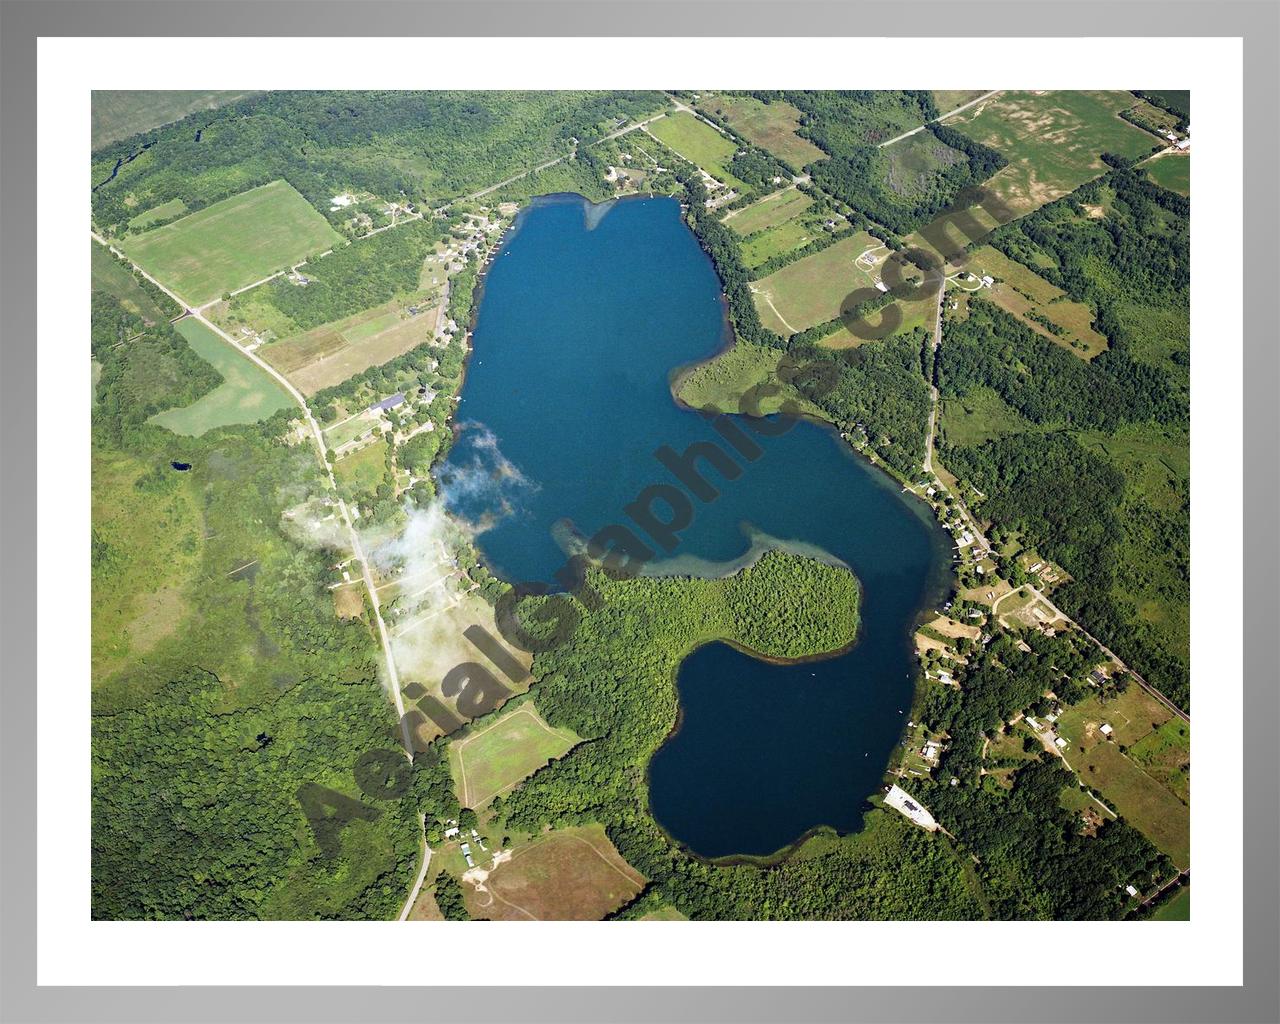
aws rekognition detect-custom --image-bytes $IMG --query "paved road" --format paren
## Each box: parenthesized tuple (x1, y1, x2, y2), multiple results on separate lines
(879, 90, 1002, 148)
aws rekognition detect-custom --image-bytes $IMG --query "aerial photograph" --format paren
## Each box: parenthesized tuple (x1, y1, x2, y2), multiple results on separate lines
(90, 88, 1191, 922)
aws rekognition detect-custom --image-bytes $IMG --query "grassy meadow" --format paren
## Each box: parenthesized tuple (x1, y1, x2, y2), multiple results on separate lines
(148, 319, 293, 436)
(646, 112, 746, 189)
(1145, 153, 1190, 196)
(91, 240, 176, 324)
(943, 90, 1156, 216)
(260, 300, 442, 396)
(449, 703, 579, 808)
(958, 246, 1109, 358)
(119, 180, 342, 305)
(750, 230, 884, 334)
(92, 90, 256, 151)
(694, 93, 826, 169)
(727, 188, 812, 236)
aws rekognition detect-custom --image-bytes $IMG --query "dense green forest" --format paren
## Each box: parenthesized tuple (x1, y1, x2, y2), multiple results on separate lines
(91, 298, 419, 919)
(91, 293, 223, 425)
(795, 328, 934, 477)
(942, 169, 1190, 709)
(92, 91, 667, 234)
(486, 553, 980, 919)
(244, 218, 450, 333)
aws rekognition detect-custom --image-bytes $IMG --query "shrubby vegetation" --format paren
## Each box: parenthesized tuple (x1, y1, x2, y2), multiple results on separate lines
(92, 302, 419, 919)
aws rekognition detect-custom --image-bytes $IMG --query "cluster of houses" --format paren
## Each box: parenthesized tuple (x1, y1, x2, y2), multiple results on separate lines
(442, 821, 490, 869)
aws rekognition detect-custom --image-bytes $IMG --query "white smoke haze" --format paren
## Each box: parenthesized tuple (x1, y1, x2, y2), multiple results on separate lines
(370, 503, 531, 695)
(434, 422, 536, 532)
(279, 496, 353, 554)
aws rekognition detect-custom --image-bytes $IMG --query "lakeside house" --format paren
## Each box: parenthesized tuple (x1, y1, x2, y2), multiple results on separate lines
(371, 393, 405, 413)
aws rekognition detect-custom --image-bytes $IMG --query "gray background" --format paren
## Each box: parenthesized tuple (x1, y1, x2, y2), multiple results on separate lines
(1, 1, 1276, 1021)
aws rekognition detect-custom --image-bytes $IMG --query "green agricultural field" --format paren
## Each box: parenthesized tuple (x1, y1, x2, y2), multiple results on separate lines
(333, 439, 389, 498)
(646, 112, 745, 189)
(1145, 153, 1189, 196)
(91, 240, 176, 324)
(750, 231, 927, 336)
(943, 90, 1156, 216)
(694, 93, 826, 169)
(1150, 885, 1190, 921)
(449, 703, 579, 808)
(127, 197, 187, 233)
(148, 319, 293, 436)
(119, 180, 342, 306)
(959, 245, 1109, 358)
(740, 219, 823, 269)
(727, 188, 812, 236)
(92, 90, 256, 151)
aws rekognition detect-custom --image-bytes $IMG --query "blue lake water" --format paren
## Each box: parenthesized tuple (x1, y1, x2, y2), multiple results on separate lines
(439, 194, 952, 858)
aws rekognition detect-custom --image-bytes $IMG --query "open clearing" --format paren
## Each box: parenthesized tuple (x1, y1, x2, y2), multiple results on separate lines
(92, 450, 203, 682)
(639, 904, 687, 921)
(126, 197, 188, 233)
(1150, 885, 1190, 921)
(333, 439, 387, 497)
(1055, 685, 1190, 868)
(259, 298, 442, 395)
(91, 240, 175, 324)
(449, 703, 579, 808)
(465, 825, 644, 921)
(1145, 152, 1190, 196)
(728, 188, 812, 236)
(940, 385, 1042, 448)
(646, 111, 745, 189)
(119, 180, 342, 306)
(751, 230, 930, 338)
(92, 90, 256, 151)
(932, 90, 993, 113)
(958, 246, 1109, 358)
(694, 93, 826, 169)
(942, 90, 1155, 217)
(148, 318, 293, 436)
